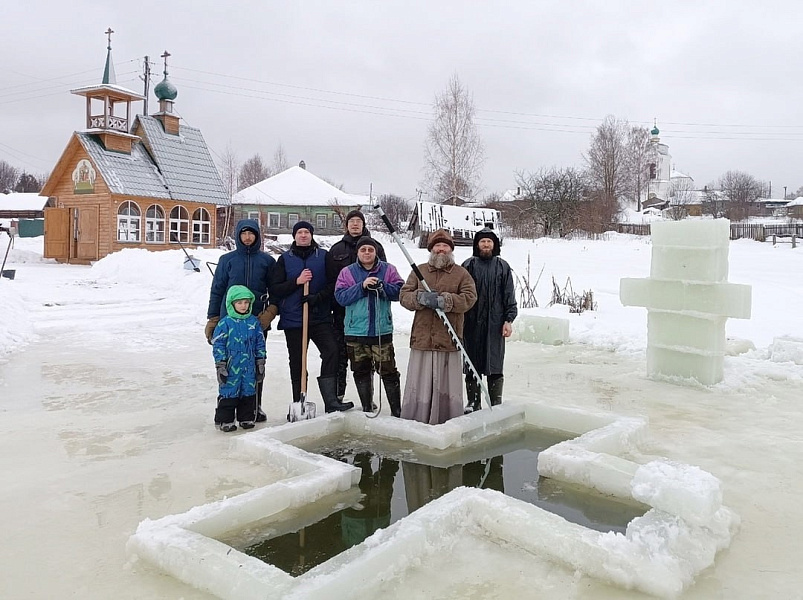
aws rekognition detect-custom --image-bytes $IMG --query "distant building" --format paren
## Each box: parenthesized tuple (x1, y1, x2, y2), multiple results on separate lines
(228, 165, 367, 237)
(40, 35, 226, 263)
(0, 192, 50, 237)
(407, 200, 502, 247)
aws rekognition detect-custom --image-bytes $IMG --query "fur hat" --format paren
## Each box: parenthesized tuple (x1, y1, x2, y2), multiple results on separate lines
(355, 236, 379, 252)
(345, 210, 366, 225)
(292, 221, 314, 237)
(427, 229, 454, 251)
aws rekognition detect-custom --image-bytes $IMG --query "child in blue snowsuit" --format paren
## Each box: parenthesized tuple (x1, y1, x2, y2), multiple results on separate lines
(212, 285, 267, 432)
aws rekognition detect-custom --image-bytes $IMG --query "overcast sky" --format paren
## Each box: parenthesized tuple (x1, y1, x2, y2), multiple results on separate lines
(3, 1, 803, 200)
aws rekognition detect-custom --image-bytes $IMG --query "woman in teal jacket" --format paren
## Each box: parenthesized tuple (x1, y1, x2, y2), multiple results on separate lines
(334, 237, 404, 416)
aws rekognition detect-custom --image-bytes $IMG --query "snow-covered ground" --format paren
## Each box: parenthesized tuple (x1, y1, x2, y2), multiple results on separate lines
(0, 232, 801, 598)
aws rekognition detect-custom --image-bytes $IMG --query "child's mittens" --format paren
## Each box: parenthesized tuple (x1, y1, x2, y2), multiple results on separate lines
(215, 361, 228, 385)
(255, 358, 266, 382)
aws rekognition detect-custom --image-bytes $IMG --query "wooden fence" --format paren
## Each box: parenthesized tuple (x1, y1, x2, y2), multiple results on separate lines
(605, 222, 803, 242)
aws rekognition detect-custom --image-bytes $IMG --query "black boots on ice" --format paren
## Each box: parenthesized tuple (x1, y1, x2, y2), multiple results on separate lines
(318, 376, 354, 413)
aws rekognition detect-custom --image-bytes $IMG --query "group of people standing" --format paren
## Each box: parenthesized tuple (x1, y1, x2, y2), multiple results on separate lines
(205, 211, 517, 432)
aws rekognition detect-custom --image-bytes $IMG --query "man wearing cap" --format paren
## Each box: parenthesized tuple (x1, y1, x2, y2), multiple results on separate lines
(205, 218, 276, 422)
(328, 210, 387, 402)
(461, 228, 517, 412)
(334, 236, 404, 416)
(270, 221, 353, 413)
(399, 229, 477, 424)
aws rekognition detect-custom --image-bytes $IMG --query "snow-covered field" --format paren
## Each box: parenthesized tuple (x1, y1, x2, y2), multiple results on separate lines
(0, 232, 801, 598)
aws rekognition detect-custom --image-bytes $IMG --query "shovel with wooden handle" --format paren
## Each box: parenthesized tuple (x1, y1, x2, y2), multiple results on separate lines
(288, 282, 317, 422)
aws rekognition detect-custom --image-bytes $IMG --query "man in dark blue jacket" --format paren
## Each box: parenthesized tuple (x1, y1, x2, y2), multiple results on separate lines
(206, 219, 276, 421)
(270, 221, 353, 413)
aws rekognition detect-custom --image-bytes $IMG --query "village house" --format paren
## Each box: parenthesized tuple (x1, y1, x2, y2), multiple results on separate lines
(0, 192, 50, 237)
(40, 33, 227, 264)
(226, 164, 367, 238)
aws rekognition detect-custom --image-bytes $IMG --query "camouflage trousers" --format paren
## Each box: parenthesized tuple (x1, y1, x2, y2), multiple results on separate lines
(346, 341, 398, 377)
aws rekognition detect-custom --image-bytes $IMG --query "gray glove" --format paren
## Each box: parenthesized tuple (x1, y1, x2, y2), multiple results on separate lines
(256, 358, 266, 382)
(418, 291, 445, 310)
(215, 361, 228, 385)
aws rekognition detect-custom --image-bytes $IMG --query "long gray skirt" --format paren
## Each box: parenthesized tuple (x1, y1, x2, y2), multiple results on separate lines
(401, 349, 464, 424)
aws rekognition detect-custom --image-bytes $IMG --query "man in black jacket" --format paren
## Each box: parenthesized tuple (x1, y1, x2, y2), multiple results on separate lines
(327, 210, 386, 401)
(461, 228, 517, 411)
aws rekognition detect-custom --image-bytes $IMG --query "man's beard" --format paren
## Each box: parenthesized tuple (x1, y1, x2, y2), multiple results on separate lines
(479, 248, 493, 259)
(428, 250, 454, 269)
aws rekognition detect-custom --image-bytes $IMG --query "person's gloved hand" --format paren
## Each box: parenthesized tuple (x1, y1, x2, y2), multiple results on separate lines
(417, 291, 445, 310)
(255, 358, 266, 382)
(205, 317, 220, 344)
(258, 304, 279, 331)
(215, 361, 228, 385)
(366, 280, 384, 292)
(301, 293, 319, 306)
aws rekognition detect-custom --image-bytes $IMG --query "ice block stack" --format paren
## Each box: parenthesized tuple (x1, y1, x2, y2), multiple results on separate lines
(620, 219, 752, 385)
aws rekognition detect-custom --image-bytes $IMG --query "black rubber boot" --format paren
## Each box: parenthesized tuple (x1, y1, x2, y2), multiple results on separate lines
(489, 376, 504, 406)
(464, 377, 482, 414)
(256, 381, 267, 422)
(381, 373, 402, 417)
(318, 376, 354, 413)
(354, 376, 374, 412)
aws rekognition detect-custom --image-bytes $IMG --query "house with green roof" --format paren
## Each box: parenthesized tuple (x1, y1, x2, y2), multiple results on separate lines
(40, 34, 227, 263)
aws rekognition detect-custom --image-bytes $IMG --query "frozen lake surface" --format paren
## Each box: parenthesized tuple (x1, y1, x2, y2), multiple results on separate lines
(1, 234, 801, 598)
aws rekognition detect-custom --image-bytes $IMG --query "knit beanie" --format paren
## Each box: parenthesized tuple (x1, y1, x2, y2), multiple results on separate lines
(355, 236, 379, 252)
(292, 221, 314, 237)
(345, 210, 366, 225)
(426, 228, 455, 251)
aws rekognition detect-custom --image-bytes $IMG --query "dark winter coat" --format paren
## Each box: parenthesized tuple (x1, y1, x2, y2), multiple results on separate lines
(212, 286, 267, 399)
(334, 259, 403, 338)
(328, 228, 386, 319)
(206, 219, 276, 319)
(270, 241, 332, 329)
(462, 229, 518, 375)
(399, 260, 477, 352)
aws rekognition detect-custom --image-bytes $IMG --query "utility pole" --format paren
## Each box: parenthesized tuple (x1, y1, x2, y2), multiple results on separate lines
(784, 186, 787, 200)
(140, 56, 151, 115)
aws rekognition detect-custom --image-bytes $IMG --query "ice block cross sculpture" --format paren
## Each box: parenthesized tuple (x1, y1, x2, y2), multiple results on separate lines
(620, 219, 751, 385)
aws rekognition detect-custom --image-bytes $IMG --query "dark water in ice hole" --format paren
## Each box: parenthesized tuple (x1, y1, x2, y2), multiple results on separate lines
(228, 428, 647, 576)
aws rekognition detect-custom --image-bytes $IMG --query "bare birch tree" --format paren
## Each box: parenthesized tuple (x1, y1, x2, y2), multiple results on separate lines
(217, 144, 239, 239)
(272, 144, 289, 174)
(238, 154, 270, 191)
(666, 177, 696, 220)
(584, 115, 628, 226)
(0, 160, 19, 193)
(626, 125, 653, 211)
(718, 170, 764, 221)
(423, 74, 484, 204)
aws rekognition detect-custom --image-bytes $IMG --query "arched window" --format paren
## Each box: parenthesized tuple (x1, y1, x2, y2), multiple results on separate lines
(117, 201, 141, 242)
(169, 205, 189, 244)
(192, 207, 211, 244)
(145, 205, 165, 243)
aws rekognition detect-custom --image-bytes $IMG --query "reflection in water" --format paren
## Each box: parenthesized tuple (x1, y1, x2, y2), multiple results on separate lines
(341, 453, 399, 547)
(241, 440, 645, 575)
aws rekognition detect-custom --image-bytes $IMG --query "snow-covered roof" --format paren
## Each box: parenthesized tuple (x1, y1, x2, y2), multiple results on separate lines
(670, 169, 693, 181)
(499, 188, 524, 202)
(232, 166, 369, 207)
(786, 196, 803, 207)
(0, 192, 48, 210)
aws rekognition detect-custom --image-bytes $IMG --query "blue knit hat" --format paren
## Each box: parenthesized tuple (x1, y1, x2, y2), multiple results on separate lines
(292, 221, 314, 237)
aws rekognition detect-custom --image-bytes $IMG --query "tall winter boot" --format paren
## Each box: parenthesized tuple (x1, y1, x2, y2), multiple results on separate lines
(464, 377, 482, 414)
(381, 373, 402, 417)
(354, 376, 375, 412)
(318, 376, 354, 413)
(489, 376, 504, 407)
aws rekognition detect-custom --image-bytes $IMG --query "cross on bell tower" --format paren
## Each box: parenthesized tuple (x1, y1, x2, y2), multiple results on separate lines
(153, 49, 180, 134)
